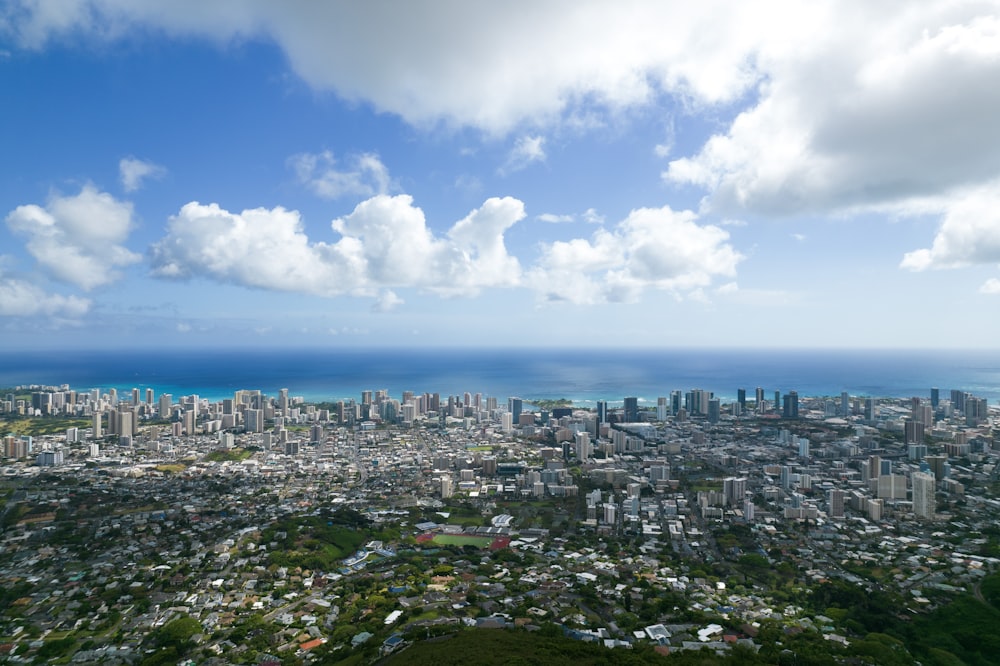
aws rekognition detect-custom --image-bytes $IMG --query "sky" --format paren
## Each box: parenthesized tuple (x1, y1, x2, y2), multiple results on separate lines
(2, 1, 1000, 350)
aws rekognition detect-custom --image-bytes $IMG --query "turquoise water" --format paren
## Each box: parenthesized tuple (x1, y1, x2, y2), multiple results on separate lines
(1, 348, 998, 405)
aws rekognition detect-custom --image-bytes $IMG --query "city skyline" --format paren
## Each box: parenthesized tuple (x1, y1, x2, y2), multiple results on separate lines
(3, 2, 1000, 349)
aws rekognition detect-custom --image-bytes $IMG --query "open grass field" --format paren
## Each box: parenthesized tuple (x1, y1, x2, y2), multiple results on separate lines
(416, 532, 510, 550)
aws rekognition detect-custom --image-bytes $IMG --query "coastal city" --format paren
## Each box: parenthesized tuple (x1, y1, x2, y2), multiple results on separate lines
(1, 381, 999, 665)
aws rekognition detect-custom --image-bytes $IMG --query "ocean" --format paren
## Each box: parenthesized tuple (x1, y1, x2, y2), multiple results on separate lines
(1, 348, 1000, 406)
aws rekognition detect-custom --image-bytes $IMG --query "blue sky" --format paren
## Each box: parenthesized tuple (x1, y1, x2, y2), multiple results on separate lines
(2, 1, 1000, 349)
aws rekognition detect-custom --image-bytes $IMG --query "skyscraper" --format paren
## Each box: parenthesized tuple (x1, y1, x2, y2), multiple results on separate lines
(707, 398, 721, 423)
(736, 388, 746, 416)
(597, 400, 608, 424)
(623, 396, 638, 422)
(656, 397, 668, 421)
(912, 471, 936, 519)
(508, 397, 523, 425)
(782, 391, 799, 419)
(828, 489, 845, 518)
(723, 477, 747, 505)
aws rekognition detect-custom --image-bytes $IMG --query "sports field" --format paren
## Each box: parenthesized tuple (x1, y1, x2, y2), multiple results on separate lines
(416, 532, 510, 550)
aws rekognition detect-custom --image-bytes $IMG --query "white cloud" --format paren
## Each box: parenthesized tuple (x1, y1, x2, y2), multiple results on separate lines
(537, 213, 574, 224)
(900, 184, 1000, 271)
(0, 2, 805, 133)
(979, 278, 1000, 294)
(288, 150, 391, 199)
(446, 195, 525, 292)
(119, 156, 166, 192)
(150, 194, 525, 300)
(0, 270, 90, 317)
(665, 8, 1000, 218)
(149, 194, 743, 306)
(529, 205, 741, 304)
(150, 201, 355, 293)
(500, 135, 546, 175)
(582, 208, 604, 225)
(5, 185, 140, 290)
(176, 322, 192, 332)
(372, 290, 403, 312)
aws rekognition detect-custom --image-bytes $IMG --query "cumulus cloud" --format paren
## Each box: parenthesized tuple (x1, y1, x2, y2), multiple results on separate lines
(979, 278, 1000, 295)
(537, 213, 574, 224)
(665, 8, 1000, 219)
(900, 185, 1000, 271)
(0, 1, 798, 133)
(5, 185, 140, 290)
(582, 208, 604, 225)
(500, 135, 546, 175)
(0, 269, 90, 317)
(529, 205, 742, 304)
(372, 290, 403, 312)
(150, 194, 525, 299)
(150, 202, 354, 292)
(149, 194, 744, 306)
(119, 156, 166, 192)
(288, 150, 391, 199)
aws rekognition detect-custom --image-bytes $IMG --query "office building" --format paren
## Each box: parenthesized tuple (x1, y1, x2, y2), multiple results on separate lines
(623, 396, 638, 422)
(723, 477, 747, 506)
(783, 391, 799, 419)
(912, 471, 936, 519)
(508, 397, 523, 425)
(707, 398, 721, 423)
(828, 489, 845, 518)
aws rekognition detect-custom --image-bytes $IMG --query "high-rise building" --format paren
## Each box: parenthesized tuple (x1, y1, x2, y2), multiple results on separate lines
(623, 396, 638, 422)
(508, 397, 523, 425)
(245, 409, 263, 433)
(597, 400, 608, 424)
(924, 455, 947, 480)
(737, 388, 746, 416)
(440, 476, 454, 498)
(867, 498, 883, 521)
(656, 397, 668, 421)
(864, 397, 876, 421)
(159, 394, 173, 419)
(707, 398, 721, 423)
(723, 477, 747, 505)
(912, 471, 936, 519)
(670, 390, 682, 415)
(783, 391, 799, 419)
(840, 391, 850, 416)
(930, 387, 939, 409)
(828, 489, 845, 518)
(904, 419, 925, 444)
(755, 387, 765, 412)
